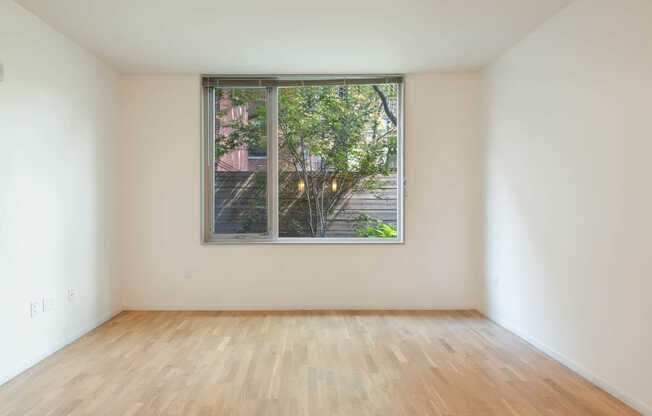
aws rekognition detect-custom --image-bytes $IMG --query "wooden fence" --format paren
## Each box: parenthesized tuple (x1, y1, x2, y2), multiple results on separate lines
(214, 172, 397, 237)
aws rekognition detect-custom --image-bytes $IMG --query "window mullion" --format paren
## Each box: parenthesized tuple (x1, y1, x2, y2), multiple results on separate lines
(267, 87, 279, 240)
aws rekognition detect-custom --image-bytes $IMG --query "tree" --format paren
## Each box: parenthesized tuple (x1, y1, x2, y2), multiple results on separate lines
(215, 84, 398, 237)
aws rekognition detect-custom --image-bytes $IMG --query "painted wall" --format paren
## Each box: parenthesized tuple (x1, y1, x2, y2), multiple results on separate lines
(0, 0, 121, 385)
(482, 0, 652, 412)
(119, 73, 483, 310)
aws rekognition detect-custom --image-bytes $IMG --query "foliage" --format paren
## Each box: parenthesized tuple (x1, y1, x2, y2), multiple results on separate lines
(214, 88, 267, 161)
(215, 84, 398, 237)
(355, 214, 398, 238)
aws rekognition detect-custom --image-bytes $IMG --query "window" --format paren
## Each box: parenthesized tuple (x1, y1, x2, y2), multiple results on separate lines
(202, 76, 404, 243)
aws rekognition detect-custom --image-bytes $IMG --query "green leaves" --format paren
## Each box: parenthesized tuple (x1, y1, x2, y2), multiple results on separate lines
(215, 88, 267, 160)
(277, 85, 397, 176)
(355, 214, 398, 238)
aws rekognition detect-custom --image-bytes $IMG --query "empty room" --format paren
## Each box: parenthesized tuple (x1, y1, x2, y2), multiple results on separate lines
(1, 0, 650, 414)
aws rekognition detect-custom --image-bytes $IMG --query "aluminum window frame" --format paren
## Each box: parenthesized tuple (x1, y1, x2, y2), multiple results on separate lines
(201, 75, 405, 244)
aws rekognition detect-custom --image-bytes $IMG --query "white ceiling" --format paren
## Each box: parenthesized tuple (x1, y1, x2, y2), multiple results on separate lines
(16, 0, 572, 74)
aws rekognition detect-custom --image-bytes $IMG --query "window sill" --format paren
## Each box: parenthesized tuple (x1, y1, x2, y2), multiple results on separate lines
(201, 237, 404, 245)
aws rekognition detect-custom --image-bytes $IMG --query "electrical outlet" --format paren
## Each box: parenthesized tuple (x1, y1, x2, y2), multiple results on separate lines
(43, 297, 55, 312)
(67, 288, 76, 303)
(30, 300, 41, 318)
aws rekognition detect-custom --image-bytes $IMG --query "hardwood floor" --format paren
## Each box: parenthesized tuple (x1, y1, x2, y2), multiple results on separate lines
(0, 310, 638, 416)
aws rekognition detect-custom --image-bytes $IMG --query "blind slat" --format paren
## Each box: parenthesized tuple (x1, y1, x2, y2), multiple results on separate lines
(202, 76, 403, 88)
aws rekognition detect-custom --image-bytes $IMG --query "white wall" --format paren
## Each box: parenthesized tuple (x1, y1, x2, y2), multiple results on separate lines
(0, 0, 121, 385)
(119, 73, 483, 310)
(482, 0, 652, 412)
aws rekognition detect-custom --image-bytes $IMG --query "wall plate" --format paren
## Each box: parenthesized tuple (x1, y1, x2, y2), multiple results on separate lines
(30, 300, 41, 318)
(43, 297, 55, 312)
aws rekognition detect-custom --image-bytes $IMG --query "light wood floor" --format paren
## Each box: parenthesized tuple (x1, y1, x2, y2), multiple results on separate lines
(0, 310, 638, 416)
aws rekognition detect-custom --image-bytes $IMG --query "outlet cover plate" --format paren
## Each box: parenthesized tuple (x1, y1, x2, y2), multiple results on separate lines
(30, 300, 41, 318)
(43, 297, 55, 312)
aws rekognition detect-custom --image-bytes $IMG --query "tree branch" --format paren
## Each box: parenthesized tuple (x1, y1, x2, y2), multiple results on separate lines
(372, 85, 397, 126)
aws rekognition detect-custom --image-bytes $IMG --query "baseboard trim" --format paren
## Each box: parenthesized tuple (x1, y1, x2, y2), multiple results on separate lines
(482, 312, 650, 415)
(0, 308, 123, 388)
(122, 305, 477, 311)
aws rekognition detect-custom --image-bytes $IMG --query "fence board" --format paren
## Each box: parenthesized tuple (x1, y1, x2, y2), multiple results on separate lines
(214, 171, 397, 237)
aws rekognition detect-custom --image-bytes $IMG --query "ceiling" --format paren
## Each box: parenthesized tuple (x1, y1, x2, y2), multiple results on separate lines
(16, 0, 572, 74)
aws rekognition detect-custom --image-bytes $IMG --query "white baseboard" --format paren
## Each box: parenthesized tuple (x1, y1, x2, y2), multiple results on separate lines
(122, 305, 477, 311)
(0, 308, 123, 388)
(483, 313, 650, 415)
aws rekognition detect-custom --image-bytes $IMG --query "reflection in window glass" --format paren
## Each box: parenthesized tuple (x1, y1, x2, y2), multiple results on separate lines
(277, 84, 399, 238)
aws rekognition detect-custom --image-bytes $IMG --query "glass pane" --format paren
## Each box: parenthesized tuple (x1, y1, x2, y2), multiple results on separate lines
(278, 84, 399, 238)
(213, 88, 267, 235)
